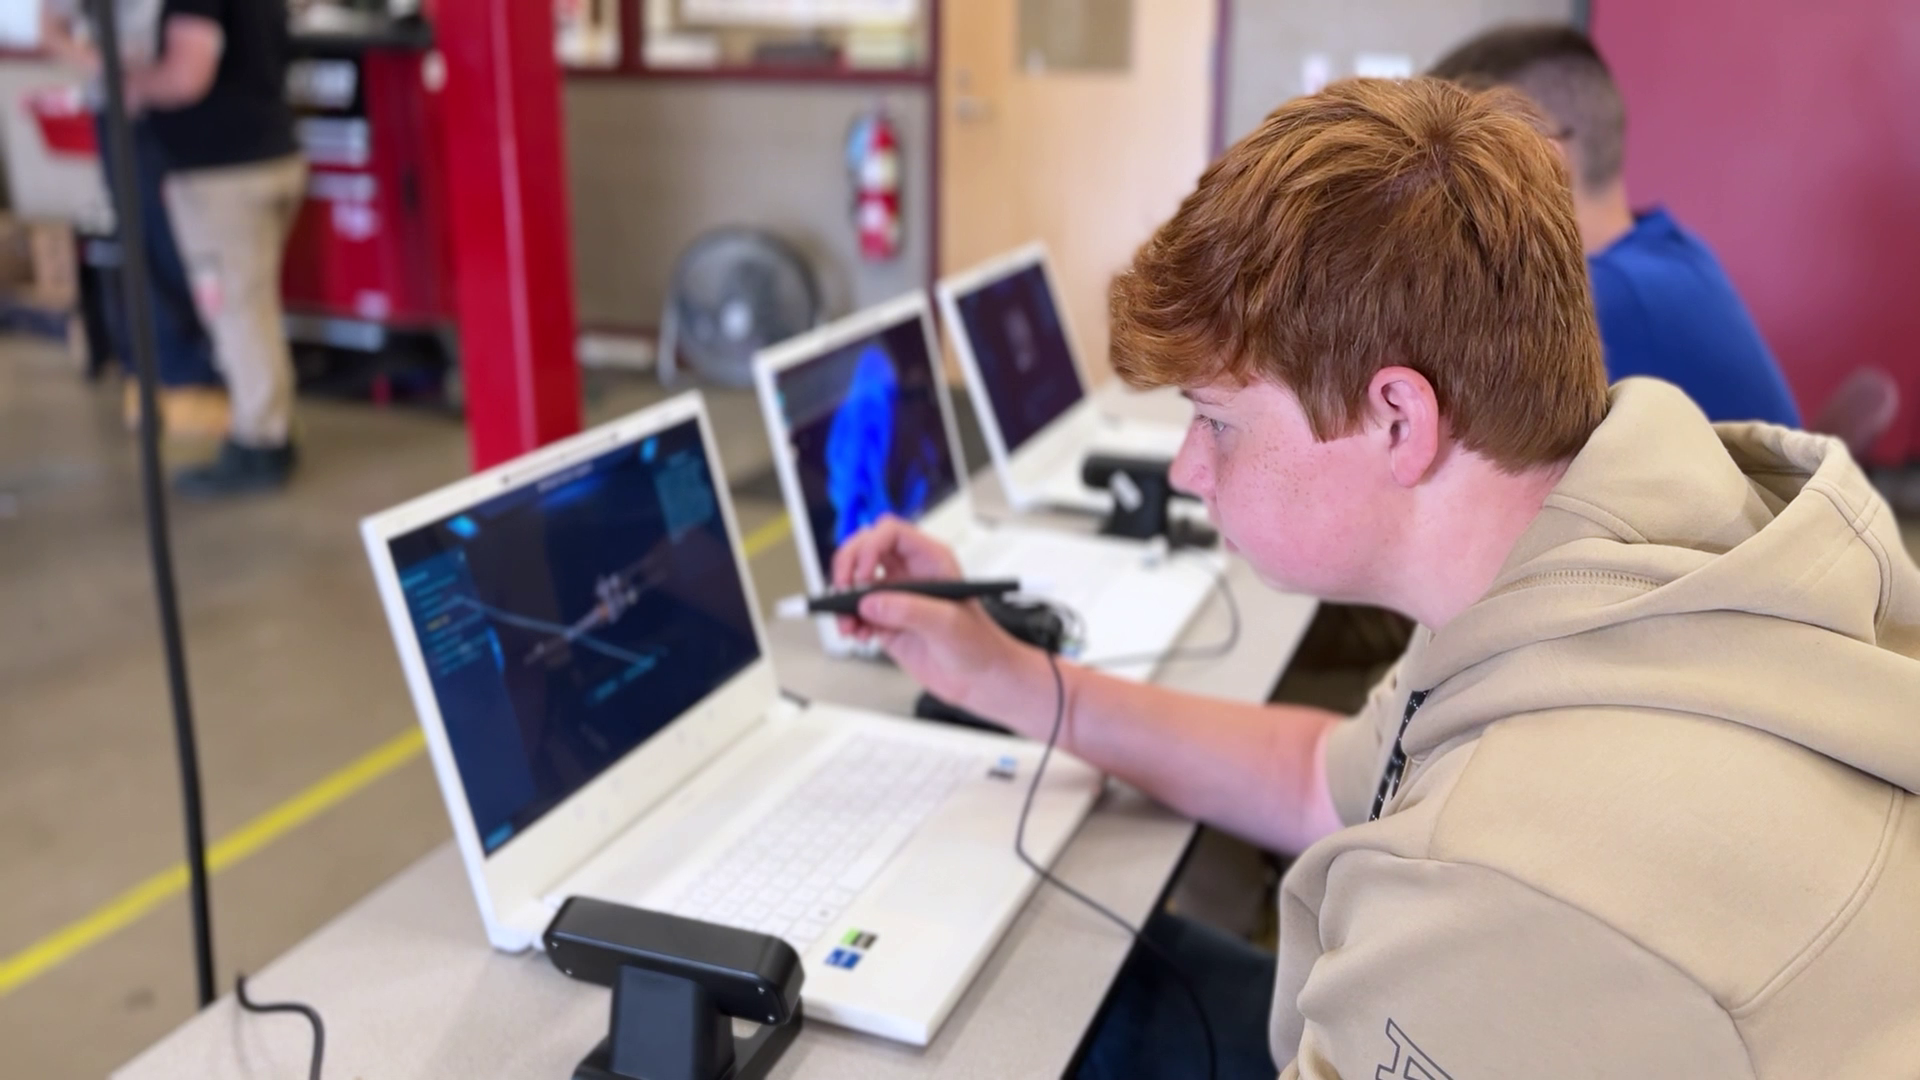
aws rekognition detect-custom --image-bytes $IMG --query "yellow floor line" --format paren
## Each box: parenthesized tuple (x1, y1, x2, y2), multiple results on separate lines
(742, 513, 791, 558)
(0, 511, 793, 1000)
(0, 728, 426, 998)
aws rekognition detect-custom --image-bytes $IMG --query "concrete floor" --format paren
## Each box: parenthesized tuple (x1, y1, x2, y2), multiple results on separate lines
(0, 335, 807, 1078)
(3, 332, 1918, 1077)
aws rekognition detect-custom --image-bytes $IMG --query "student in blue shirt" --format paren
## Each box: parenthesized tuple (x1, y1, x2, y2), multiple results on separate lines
(1431, 25, 1802, 427)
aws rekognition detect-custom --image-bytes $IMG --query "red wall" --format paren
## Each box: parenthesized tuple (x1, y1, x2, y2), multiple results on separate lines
(1594, 2, 1920, 463)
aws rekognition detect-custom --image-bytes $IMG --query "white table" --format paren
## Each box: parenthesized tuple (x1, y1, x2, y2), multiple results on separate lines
(116, 409, 1321, 1079)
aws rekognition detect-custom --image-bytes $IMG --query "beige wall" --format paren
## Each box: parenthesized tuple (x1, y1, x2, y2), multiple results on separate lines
(940, 0, 1218, 382)
(561, 3, 1578, 358)
(1223, 0, 1579, 143)
(564, 80, 933, 329)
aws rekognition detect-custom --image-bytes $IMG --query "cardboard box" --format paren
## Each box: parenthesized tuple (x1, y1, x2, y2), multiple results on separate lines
(0, 210, 78, 315)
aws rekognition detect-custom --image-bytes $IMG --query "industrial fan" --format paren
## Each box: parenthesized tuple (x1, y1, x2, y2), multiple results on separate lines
(659, 227, 823, 387)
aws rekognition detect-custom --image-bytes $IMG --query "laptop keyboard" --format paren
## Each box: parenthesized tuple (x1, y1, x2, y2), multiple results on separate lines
(660, 734, 979, 955)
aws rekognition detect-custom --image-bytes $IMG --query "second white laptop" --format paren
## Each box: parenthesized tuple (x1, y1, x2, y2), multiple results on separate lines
(752, 291, 1219, 679)
(937, 243, 1193, 515)
(360, 391, 1102, 1046)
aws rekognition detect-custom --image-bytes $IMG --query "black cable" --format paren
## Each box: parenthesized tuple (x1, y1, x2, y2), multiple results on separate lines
(88, 0, 215, 1007)
(1075, 567, 1242, 672)
(236, 975, 326, 1080)
(1014, 647, 1219, 1080)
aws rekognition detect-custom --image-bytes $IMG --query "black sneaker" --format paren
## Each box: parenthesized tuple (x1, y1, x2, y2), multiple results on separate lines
(173, 439, 297, 498)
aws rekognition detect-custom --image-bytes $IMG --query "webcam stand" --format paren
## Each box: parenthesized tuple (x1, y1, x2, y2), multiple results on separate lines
(1086, 458, 1218, 551)
(574, 965, 803, 1080)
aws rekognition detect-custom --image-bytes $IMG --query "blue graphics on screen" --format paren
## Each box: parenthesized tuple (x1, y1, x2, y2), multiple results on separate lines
(778, 316, 960, 578)
(390, 418, 759, 855)
(824, 344, 939, 545)
(954, 264, 1085, 452)
(655, 445, 718, 540)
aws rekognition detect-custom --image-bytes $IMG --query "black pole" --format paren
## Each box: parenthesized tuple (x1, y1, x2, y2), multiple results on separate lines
(87, 0, 217, 1008)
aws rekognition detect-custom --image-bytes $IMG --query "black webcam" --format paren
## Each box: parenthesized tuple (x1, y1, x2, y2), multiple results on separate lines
(546, 897, 806, 1080)
(1081, 454, 1218, 550)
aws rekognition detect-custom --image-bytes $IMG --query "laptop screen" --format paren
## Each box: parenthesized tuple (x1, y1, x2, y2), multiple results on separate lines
(773, 310, 960, 579)
(387, 418, 759, 856)
(952, 262, 1085, 454)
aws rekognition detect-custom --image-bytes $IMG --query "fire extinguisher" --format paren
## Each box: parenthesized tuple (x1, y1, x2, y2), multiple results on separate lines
(848, 110, 902, 261)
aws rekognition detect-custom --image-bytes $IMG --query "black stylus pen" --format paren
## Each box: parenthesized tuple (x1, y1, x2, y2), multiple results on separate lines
(775, 579, 1026, 619)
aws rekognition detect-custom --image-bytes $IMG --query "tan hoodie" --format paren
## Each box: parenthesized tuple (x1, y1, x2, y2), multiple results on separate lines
(1280, 379, 1920, 1079)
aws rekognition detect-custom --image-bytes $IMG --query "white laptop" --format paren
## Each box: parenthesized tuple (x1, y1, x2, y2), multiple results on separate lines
(937, 243, 1192, 515)
(360, 391, 1103, 1046)
(752, 291, 1219, 680)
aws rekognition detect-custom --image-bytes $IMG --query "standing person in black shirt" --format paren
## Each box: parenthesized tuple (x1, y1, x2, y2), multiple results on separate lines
(40, 0, 229, 438)
(125, 0, 305, 496)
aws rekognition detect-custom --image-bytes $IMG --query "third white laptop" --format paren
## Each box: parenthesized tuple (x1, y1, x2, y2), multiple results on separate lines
(937, 243, 1192, 515)
(361, 391, 1101, 1046)
(752, 291, 1219, 681)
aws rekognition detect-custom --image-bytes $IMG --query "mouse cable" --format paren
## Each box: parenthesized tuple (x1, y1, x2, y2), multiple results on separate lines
(1014, 646, 1220, 1080)
(236, 974, 325, 1080)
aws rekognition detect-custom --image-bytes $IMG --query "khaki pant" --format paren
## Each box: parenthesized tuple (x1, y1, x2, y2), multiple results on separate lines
(164, 154, 307, 447)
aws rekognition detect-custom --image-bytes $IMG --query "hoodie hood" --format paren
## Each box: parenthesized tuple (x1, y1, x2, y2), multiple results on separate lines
(1399, 378, 1920, 793)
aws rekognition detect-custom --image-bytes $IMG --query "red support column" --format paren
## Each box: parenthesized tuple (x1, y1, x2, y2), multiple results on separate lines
(429, 0, 583, 470)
